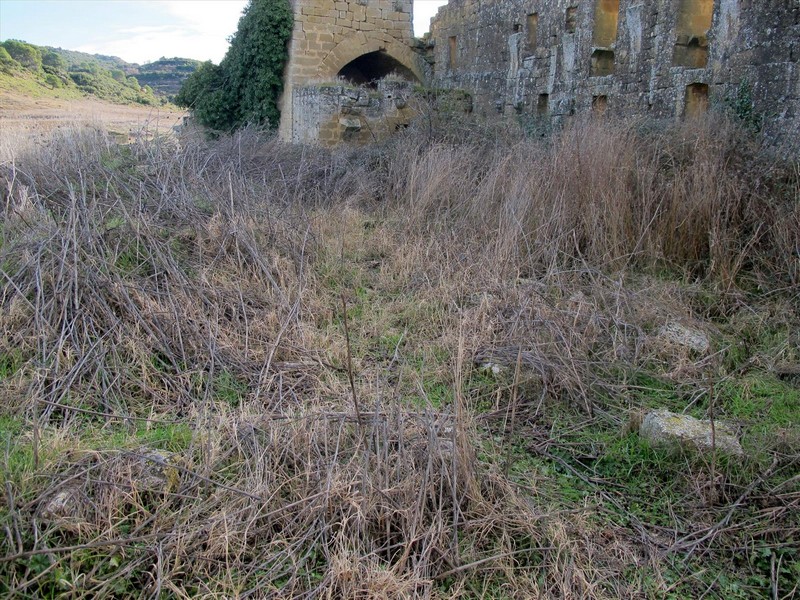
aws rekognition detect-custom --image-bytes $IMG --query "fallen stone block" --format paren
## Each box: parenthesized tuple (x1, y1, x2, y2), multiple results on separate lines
(657, 322, 710, 354)
(40, 486, 85, 521)
(478, 361, 506, 375)
(639, 408, 743, 456)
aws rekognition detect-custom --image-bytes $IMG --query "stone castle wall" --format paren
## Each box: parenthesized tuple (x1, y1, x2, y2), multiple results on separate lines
(279, 0, 428, 142)
(278, 0, 800, 146)
(426, 0, 800, 143)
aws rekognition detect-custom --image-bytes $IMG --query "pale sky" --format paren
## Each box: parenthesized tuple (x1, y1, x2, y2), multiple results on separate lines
(0, 0, 449, 65)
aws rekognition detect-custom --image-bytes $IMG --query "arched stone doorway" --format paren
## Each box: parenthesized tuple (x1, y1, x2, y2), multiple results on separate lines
(319, 34, 427, 86)
(278, 0, 425, 143)
(337, 50, 420, 86)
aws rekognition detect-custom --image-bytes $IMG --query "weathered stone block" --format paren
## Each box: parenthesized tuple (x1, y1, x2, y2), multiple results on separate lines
(339, 116, 363, 130)
(640, 409, 744, 457)
(657, 322, 710, 354)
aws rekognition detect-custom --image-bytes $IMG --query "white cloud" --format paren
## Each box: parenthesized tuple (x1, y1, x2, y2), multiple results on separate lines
(162, 1, 248, 39)
(116, 25, 177, 35)
(413, 0, 449, 36)
(77, 0, 248, 64)
(77, 30, 227, 64)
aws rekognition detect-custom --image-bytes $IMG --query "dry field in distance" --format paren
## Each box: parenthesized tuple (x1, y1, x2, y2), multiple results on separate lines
(0, 88, 185, 160)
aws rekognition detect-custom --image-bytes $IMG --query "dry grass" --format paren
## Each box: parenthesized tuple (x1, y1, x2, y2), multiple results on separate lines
(0, 92, 185, 162)
(1, 115, 798, 598)
(392, 115, 799, 288)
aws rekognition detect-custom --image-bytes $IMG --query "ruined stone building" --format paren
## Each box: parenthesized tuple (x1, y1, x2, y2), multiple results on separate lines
(279, 0, 800, 145)
(278, 0, 428, 143)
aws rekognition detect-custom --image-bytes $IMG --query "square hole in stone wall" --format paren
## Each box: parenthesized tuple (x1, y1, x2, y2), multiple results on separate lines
(673, 35, 709, 68)
(527, 13, 539, 49)
(592, 0, 620, 47)
(672, 0, 713, 67)
(537, 93, 550, 115)
(591, 49, 615, 76)
(448, 36, 457, 69)
(684, 83, 709, 118)
(566, 7, 578, 33)
(592, 94, 609, 114)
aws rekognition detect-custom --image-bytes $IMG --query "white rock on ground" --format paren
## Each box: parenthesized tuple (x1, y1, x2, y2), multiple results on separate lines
(657, 322, 710, 354)
(40, 487, 84, 521)
(479, 362, 506, 375)
(136, 448, 181, 491)
(39, 486, 89, 532)
(639, 408, 744, 456)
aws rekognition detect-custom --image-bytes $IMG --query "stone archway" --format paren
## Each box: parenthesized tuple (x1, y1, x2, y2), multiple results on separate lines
(319, 33, 426, 85)
(337, 51, 420, 86)
(278, 0, 424, 143)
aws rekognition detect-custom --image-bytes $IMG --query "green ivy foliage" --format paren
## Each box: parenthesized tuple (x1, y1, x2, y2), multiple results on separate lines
(175, 0, 293, 132)
(725, 80, 764, 133)
(175, 62, 235, 130)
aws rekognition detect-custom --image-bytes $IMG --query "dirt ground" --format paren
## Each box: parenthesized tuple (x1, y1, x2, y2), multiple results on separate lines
(0, 90, 186, 160)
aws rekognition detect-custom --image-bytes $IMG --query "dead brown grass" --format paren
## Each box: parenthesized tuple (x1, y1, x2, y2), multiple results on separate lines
(390, 115, 799, 290)
(0, 93, 185, 162)
(1, 116, 798, 598)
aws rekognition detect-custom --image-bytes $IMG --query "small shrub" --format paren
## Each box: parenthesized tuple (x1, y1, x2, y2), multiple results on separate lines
(724, 79, 763, 133)
(0, 46, 19, 72)
(44, 72, 62, 88)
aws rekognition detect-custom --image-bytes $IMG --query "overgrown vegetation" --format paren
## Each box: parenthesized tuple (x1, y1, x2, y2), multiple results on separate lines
(0, 112, 798, 598)
(175, 0, 293, 131)
(0, 39, 158, 105)
(0, 40, 199, 105)
(40, 48, 201, 97)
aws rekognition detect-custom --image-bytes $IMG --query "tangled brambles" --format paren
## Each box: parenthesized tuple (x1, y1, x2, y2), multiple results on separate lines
(1, 119, 798, 598)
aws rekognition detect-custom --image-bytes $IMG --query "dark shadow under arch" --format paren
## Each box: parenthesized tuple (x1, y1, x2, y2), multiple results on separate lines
(337, 51, 420, 86)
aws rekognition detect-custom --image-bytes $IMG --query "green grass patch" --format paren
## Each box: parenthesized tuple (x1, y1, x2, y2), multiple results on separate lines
(718, 373, 800, 426)
(0, 415, 37, 482)
(212, 370, 248, 408)
(0, 69, 83, 100)
(0, 349, 24, 381)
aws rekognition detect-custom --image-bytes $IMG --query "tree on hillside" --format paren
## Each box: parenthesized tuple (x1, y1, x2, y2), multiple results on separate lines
(41, 49, 67, 73)
(2, 40, 42, 72)
(0, 46, 18, 73)
(175, 0, 293, 132)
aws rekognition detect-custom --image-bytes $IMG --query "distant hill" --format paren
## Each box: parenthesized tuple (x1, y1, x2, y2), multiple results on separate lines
(44, 48, 202, 98)
(133, 57, 204, 96)
(43, 47, 131, 72)
(0, 40, 200, 105)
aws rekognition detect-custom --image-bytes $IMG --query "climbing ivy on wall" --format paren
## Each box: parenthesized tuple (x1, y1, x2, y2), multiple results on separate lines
(175, 0, 293, 131)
